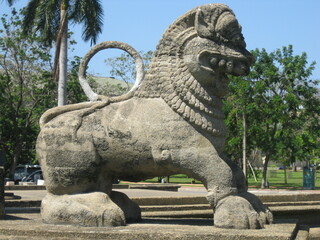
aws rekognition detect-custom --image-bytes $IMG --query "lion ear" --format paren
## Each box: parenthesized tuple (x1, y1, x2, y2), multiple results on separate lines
(195, 7, 216, 40)
(195, 9, 210, 38)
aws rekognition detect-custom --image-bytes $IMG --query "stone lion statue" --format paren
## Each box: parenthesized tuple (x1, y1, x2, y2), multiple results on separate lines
(37, 4, 273, 229)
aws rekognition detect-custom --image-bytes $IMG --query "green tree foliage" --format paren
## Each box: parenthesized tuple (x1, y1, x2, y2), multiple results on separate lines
(224, 76, 255, 165)
(87, 78, 128, 97)
(224, 45, 320, 188)
(0, 9, 103, 177)
(11, 0, 104, 106)
(105, 50, 153, 91)
(0, 9, 56, 176)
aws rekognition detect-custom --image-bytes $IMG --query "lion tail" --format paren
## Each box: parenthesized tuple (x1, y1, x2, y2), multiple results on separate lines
(39, 102, 96, 129)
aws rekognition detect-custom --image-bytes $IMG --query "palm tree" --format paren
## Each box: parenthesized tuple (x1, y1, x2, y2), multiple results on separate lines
(7, 0, 104, 106)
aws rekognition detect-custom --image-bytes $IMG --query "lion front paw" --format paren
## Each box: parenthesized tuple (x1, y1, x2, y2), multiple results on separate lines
(214, 193, 273, 229)
(41, 192, 126, 227)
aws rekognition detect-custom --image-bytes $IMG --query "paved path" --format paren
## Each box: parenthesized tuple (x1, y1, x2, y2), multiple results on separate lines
(3, 185, 320, 240)
(6, 185, 320, 201)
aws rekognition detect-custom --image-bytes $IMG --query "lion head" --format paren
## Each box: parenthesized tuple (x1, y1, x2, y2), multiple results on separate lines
(135, 4, 253, 138)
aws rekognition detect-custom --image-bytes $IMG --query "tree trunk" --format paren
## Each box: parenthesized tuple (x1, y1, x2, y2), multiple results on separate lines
(242, 111, 247, 179)
(58, 6, 68, 106)
(248, 161, 257, 182)
(284, 166, 287, 184)
(9, 145, 22, 178)
(261, 155, 270, 188)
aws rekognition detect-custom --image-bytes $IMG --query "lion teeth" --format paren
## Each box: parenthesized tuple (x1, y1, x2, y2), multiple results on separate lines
(218, 59, 226, 68)
(210, 57, 218, 67)
(226, 60, 234, 73)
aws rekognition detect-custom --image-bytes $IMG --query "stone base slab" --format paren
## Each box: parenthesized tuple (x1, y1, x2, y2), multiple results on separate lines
(0, 213, 298, 240)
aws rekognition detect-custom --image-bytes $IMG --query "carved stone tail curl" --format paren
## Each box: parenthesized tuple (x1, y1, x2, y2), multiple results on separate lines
(39, 42, 144, 128)
(78, 41, 145, 101)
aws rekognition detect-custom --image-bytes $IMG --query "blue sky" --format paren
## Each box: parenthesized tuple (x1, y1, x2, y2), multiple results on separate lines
(1, 0, 320, 80)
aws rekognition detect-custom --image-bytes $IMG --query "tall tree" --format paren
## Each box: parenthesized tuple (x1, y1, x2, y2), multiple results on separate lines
(225, 45, 319, 188)
(253, 46, 318, 188)
(224, 76, 256, 175)
(0, 9, 56, 176)
(7, 0, 104, 106)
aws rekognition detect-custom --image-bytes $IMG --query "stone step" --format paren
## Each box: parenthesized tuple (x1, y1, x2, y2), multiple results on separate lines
(5, 207, 40, 214)
(4, 197, 208, 211)
(4, 192, 21, 200)
(0, 215, 299, 240)
(5, 200, 40, 208)
(140, 201, 320, 212)
(309, 227, 320, 240)
(269, 205, 320, 212)
(6, 202, 319, 223)
(265, 201, 320, 206)
(258, 193, 320, 203)
(132, 196, 208, 205)
(141, 204, 320, 220)
(4, 183, 181, 192)
(295, 225, 309, 240)
(142, 209, 212, 218)
(5, 198, 320, 210)
(141, 204, 210, 212)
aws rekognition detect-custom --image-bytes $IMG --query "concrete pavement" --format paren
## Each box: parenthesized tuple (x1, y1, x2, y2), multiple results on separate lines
(2, 185, 320, 239)
(5, 185, 320, 201)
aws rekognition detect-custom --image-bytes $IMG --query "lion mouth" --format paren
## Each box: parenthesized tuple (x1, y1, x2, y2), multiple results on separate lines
(208, 50, 253, 77)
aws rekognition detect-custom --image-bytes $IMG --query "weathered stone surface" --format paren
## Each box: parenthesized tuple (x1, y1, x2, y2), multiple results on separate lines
(36, 3, 272, 229)
(0, 214, 298, 240)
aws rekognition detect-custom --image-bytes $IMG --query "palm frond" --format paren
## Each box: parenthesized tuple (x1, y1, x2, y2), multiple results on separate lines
(71, 0, 104, 45)
(4, 0, 17, 6)
(22, 0, 62, 46)
(22, 0, 41, 35)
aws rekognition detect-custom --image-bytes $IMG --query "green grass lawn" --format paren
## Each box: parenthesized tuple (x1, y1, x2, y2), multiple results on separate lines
(248, 169, 320, 189)
(144, 174, 202, 184)
(142, 170, 320, 189)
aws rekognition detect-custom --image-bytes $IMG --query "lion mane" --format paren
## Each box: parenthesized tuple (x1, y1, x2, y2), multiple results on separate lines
(135, 4, 252, 137)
